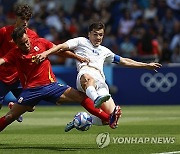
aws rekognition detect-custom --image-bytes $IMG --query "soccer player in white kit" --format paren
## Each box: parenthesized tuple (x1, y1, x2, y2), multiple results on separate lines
(36, 22, 162, 131)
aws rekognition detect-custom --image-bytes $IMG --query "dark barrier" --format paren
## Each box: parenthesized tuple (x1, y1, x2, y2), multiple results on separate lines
(4, 64, 180, 105)
(113, 65, 180, 105)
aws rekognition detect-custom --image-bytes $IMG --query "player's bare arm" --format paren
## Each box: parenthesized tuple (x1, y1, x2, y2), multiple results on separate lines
(36, 43, 69, 62)
(36, 43, 89, 63)
(60, 51, 90, 63)
(119, 57, 162, 72)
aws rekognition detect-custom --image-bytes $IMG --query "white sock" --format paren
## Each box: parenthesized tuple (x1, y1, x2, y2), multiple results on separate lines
(86, 86, 98, 101)
(91, 115, 103, 126)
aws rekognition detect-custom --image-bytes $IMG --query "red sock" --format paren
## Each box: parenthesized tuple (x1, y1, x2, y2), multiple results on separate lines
(0, 116, 9, 132)
(81, 96, 109, 122)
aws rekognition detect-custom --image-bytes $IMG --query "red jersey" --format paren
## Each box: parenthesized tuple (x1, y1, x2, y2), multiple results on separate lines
(0, 25, 38, 84)
(3, 38, 56, 89)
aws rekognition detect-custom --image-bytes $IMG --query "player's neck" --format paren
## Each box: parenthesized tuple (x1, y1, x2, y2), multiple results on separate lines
(89, 39, 99, 48)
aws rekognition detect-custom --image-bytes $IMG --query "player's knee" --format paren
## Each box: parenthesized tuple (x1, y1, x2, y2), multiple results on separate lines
(27, 106, 35, 112)
(81, 74, 94, 82)
(81, 74, 95, 88)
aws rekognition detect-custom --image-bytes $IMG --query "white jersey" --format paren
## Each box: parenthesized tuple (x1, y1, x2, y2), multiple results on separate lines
(66, 37, 116, 79)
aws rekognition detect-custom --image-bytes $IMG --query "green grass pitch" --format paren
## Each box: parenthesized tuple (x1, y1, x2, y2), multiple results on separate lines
(0, 105, 180, 154)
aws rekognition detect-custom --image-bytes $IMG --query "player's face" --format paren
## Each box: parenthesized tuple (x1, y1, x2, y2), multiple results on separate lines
(16, 33, 31, 53)
(16, 16, 29, 28)
(88, 29, 104, 47)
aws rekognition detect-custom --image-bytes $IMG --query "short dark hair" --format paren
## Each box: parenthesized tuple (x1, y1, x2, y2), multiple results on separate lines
(11, 26, 26, 42)
(14, 4, 32, 20)
(88, 22, 105, 32)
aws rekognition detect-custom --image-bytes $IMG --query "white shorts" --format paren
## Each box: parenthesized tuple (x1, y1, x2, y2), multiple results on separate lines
(76, 66, 110, 96)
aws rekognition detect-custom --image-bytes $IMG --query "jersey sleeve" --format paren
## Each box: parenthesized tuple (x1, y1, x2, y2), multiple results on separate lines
(0, 27, 6, 45)
(65, 37, 81, 49)
(105, 48, 121, 64)
(3, 49, 16, 64)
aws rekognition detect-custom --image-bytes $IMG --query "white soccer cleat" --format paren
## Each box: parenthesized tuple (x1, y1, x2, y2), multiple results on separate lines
(94, 95, 110, 108)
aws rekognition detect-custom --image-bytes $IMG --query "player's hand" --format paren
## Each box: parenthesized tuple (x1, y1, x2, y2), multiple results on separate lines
(77, 57, 90, 64)
(147, 62, 162, 72)
(35, 52, 48, 63)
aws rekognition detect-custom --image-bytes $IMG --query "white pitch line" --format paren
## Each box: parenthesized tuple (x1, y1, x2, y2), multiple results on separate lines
(152, 151, 180, 154)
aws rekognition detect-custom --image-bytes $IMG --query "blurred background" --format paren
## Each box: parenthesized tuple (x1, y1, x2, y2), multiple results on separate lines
(1, 0, 180, 105)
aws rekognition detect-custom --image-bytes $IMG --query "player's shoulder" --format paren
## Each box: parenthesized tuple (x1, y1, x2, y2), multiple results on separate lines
(72, 37, 87, 42)
(32, 38, 52, 46)
(26, 28, 38, 38)
(68, 37, 88, 46)
(0, 25, 14, 33)
(36, 37, 45, 41)
(79, 37, 93, 45)
(99, 44, 111, 52)
(27, 28, 37, 34)
(78, 37, 87, 41)
(3, 25, 14, 30)
(34, 37, 47, 42)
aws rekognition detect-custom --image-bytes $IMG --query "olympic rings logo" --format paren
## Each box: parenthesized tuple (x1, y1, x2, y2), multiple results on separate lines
(140, 72, 177, 92)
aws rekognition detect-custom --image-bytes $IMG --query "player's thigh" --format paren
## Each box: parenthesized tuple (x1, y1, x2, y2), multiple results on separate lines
(80, 74, 96, 90)
(11, 80, 23, 98)
(58, 87, 86, 103)
(100, 97, 116, 114)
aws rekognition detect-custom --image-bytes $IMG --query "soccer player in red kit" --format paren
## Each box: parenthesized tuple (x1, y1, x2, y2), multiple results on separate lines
(0, 4, 39, 122)
(0, 27, 117, 132)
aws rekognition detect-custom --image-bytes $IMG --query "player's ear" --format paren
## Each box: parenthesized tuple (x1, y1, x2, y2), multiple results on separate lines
(88, 32, 90, 38)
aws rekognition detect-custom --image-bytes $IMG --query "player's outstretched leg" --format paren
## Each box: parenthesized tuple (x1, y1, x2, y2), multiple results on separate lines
(8, 102, 23, 122)
(65, 121, 75, 132)
(94, 94, 110, 108)
(109, 105, 122, 129)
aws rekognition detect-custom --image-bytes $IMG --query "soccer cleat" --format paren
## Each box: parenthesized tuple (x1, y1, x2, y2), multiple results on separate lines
(16, 115, 23, 123)
(8, 102, 23, 123)
(94, 94, 111, 108)
(65, 121, 75, 132)
(109, 105, 122, 129)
